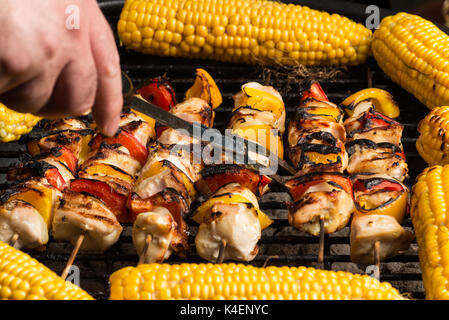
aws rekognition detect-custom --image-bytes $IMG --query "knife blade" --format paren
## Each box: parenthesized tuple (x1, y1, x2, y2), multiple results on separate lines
(121, 72, 295, 181)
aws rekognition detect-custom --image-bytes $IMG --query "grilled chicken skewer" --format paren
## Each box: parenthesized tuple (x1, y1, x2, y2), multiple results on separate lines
(285, 82, 355, 241)
(192, 82, 283, 263)
(0, 117, 92, 249)
(342, 97, 413, 265)
(129, 69, 221, 264)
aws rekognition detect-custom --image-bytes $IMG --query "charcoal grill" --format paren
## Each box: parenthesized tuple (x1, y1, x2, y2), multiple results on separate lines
(0, 1, 431, 300)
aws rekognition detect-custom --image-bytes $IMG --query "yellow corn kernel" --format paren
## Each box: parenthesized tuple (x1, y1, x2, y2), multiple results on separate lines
(373, 13, 449, 110)
(109, 263, 405, 300)
(0, 241, 93, 300)
(416, 106, 449, 166)
(0, 103, 41, 143)
(411, 165, 449, 299)
(117, 0, 372, 66)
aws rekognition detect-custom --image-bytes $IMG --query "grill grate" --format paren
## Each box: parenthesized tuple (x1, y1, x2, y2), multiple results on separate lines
(0, 1, 431, 300)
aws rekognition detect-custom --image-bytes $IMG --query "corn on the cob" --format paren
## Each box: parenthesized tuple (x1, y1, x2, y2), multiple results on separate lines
(117, 0, 372, 67)
(372, 13, 449, 110)
(0, 241, 94, 300)
(411, 165, 449, 299)
(0, 103, 41, 143)
(416, 106, 449, 166)
(109, 263, 405, 300)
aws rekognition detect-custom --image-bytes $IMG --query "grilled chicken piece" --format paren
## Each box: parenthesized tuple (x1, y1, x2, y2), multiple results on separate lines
(7, 159, 73, 187)
(286, 173, 354, 236)
(132, 207, 178, 263)
(170, 97, 214, 127)
(0, 200, 48, 249)
(42, 159, 75, 184)
(288, 132, 348, 175)
(120, 110, 145, 126)
(133, 160, 191, 205)
(288, 119, 346, 147)
(228, 107, 284, 134)
(350, 214, 414, 264)
(142, 144, 201, 183)
(52, 191, 123, 251)
(121, 120, 155, 147)
(81, 144, 142, 176)
(346, 140, 408, 181)
(157, 127, 200, 146)
(195, 183, 261, 262)
(28, 131, 83, 158)
(195, 202, 261, 262)
(47, 118, 90, 131)
(344, 101, 404, 147)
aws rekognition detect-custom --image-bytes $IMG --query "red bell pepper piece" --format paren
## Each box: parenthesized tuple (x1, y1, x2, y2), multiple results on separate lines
(45, 168, 67, 191)
(301, 81, 329, 102)
(51, 146, 77, 174)
(90, 129, 148, 165)
(352, 178, 404, 193)
(137, 77, 177, 111)
(70, 178, 127, 221)
(288, 173, 352, 200)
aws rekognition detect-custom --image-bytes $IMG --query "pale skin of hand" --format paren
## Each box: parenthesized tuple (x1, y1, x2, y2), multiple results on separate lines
(0, 0, 122, 136)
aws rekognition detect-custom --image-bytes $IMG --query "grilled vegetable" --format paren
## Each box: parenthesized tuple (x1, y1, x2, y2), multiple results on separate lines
(185, 68, 222, 109)
(137, 76, 177, 111)
(0, 241, 94, 300)
(0, 102, 41, 143)
(109, 263, 405, 300)
(90, 128, 149, 165)
(372, 12, 449, 110)
(70, 178, 128, 223)
(117, 0, 372, 67)
(411, 165, 449, 299)
(416, 106, 449, 166)
(351, 173, 409, 223)
(341, 88, 400, 118)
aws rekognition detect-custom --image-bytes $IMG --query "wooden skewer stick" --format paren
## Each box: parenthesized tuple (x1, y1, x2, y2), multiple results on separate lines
(317, 217, 325, 265)
(262, 255, 279, 268)
(9, 232, 19, 247)
(61, 232, 85, 281)
(138, 234, 153, 266)
(373, 240, 381, 281)
(216, 240, 227, 264)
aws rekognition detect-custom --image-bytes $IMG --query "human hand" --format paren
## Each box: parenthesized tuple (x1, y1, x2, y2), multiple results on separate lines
(0, 0, 122, 136)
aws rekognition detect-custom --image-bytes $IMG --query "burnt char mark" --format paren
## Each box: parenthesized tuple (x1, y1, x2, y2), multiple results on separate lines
(345, 139, 401, 156)
(353, 176, 401, 191)
(121, 120, 144, 133)
(7, 161, 57, 181)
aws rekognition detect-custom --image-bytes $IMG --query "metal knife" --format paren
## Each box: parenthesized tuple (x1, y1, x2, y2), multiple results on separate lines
(121, 72, 295, 181)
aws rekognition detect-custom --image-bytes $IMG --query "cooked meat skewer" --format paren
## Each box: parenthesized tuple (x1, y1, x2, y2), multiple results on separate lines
(286, 82, 354, 238)
(193, 81, 283, 263)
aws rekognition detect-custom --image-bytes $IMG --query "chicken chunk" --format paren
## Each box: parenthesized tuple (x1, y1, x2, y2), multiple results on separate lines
(52, 191, 123, 251)
(0, 200, 48, 249)
(350, 214, 414, 264)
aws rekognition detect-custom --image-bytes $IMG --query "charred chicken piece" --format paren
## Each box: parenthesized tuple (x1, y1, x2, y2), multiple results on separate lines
(286, 172, 355, 236)
(344, 101, 404, 147)
(52, 191, 123, 251)
(346, 140, 408, 181)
